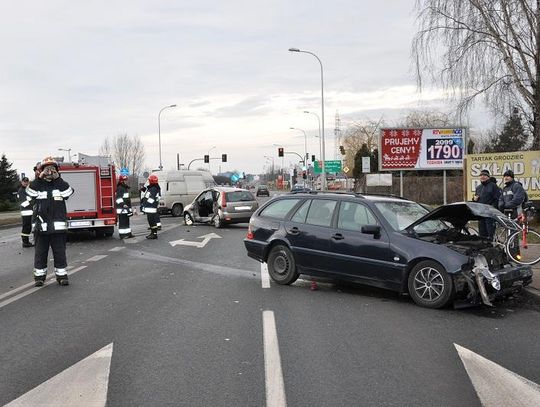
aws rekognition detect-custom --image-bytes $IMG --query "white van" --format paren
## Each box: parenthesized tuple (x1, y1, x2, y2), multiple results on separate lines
(147, 170, 215, 217)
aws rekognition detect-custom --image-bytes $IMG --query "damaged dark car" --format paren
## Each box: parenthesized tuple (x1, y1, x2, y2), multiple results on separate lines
(244, 194, 533, 309)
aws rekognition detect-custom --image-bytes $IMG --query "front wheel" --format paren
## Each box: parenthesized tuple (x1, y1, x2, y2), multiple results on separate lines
(267, 245, 299, 285)
(184, 213, 194, 226)
(408, 260, 453, 309)
(506, 229, 540, 265)
(213, 215, 223, 229)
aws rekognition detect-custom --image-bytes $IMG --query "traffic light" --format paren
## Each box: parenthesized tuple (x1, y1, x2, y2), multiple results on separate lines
(278, 147, 284, 157)
(302, 171, 307, 179)
(222, 154, 227, 162)
(339, 145, 345, 155)
(311, 154, 316, 162)
(204, 155, 209, 163)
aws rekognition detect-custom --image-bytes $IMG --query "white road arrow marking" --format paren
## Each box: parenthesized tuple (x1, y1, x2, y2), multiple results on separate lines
(6, 343, 114, 407)
(169, 232, 222, 248)
(455, 343, 540, 407)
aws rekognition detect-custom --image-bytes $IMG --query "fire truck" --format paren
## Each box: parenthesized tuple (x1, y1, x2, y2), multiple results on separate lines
(58, 154, 117, 237)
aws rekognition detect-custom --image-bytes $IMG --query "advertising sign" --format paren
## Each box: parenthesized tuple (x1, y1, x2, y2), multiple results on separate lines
(465, 150, 540, 200)
(362, 157, 370, 173)
(379, 128, 465, 171)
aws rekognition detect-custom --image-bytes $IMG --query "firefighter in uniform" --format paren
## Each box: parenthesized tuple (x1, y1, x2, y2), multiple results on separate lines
(142, 174, 160, 239)
(18, 177, 34, 248)
(116, 175, 134, 239)
(25, 157, 74, 286)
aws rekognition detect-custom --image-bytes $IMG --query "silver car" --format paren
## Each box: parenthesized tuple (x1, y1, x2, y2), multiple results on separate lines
(183, 187, 259, 228)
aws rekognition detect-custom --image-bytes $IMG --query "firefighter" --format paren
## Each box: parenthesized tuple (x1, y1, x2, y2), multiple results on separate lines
(142, 174, 160, 239)
(116, 175, 134, 239)
(25, 157, 74, 286)
(17, 177, 34, 248)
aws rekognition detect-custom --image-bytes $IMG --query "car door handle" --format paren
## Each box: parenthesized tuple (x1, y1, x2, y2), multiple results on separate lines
(331, 233, 345, 240)
(287, 227, 300, 236)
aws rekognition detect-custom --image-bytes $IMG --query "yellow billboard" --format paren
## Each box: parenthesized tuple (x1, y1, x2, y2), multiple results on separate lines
(465, 151, 540, 200)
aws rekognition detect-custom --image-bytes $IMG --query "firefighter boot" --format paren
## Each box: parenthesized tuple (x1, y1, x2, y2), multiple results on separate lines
(34, 275, 46, 287)
(146, 231, 158, 239)
(22, 236, 34, 248)
(56, 275, 69, 286)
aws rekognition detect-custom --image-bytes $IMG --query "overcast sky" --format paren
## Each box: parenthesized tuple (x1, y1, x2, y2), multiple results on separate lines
(1, 0, 476, 176)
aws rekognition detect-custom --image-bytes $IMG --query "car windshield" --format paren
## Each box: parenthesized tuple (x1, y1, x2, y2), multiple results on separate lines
(226, 191, 255, 202)
(374, 201, 443, 232)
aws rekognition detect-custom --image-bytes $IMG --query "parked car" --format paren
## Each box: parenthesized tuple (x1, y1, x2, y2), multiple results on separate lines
(291, 183, 311, 192)
(244, 193, 533, 308)
(256, 185, 270, 197)
(184, 187, 259, 228)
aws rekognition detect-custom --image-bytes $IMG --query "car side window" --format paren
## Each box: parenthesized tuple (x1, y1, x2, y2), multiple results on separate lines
(337, 201, 378, 232)
(305, 199, 337, 227)
(259, 199, 300, 219)
(290, 200, 311, 223)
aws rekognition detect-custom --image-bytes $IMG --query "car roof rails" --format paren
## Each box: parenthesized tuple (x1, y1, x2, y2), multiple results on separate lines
(360, 193, 408, 200)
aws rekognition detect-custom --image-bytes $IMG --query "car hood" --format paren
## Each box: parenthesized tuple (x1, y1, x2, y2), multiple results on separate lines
(405, 201, 515, 231)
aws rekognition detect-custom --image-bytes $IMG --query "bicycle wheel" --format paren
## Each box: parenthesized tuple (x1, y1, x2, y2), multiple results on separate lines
(506, 229, 540, 265)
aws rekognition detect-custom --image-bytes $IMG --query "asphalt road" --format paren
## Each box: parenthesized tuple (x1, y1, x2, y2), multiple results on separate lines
(1, 196, 540, 406)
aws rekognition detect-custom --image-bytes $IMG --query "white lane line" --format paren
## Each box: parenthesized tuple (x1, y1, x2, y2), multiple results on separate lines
(261, 263, 271, 288)
(86, 254, 108, 262)
(108, 246, 125, 252)
(0, 266, 87, 309)
(5, 343, 113, 407)
(263, 310, 287, 407)
(455, 343, 540, 407)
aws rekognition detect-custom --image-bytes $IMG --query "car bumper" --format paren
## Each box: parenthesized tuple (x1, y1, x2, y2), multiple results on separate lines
(221, 211, 255, 224)
(244, 239, 266, 262)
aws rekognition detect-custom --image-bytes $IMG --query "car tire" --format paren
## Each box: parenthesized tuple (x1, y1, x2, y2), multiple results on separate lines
(184, 213, 194, 226)
(408, 260, 453, 309)
(267, 244, 299, 285)
(171, 204, 183, 217)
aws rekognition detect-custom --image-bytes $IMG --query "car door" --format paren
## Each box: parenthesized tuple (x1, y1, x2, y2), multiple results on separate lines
(329, 200, 395, 283)
(285, 198, 338, 273)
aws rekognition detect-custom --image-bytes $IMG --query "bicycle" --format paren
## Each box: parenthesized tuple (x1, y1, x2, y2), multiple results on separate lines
(501, 203, 540, 265)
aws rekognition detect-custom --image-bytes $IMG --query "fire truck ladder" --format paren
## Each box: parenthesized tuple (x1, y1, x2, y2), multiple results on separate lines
(98, 166, 114, 214)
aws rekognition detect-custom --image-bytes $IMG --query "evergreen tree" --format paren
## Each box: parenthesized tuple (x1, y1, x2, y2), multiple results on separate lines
(0, 154, 19, 202)
(492, 108, 528, 152)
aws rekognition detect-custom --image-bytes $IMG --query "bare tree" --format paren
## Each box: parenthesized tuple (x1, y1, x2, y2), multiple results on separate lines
(99, 134, 146, 176)
(342, 118, 384, 171)
(413, 0, 540, 147)
(400, 109, 454, 128)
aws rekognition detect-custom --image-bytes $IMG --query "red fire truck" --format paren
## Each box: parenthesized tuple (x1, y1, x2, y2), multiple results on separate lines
(59, 154, 117, 237)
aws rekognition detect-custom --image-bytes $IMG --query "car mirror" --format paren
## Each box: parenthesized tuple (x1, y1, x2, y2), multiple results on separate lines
(361, 225, 381, 239)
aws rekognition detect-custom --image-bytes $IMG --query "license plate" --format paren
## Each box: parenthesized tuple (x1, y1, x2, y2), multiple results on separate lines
(235, 206, 251, 211)
(70, 221, 92, 227)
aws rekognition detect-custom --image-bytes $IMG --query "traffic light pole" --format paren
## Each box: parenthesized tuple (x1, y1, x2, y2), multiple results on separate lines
(284, 151, 305, 165)
(188, 157, 225, 170)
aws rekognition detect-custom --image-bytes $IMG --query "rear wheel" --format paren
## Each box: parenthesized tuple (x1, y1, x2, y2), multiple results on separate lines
(184, 213, 194, 226)
(171, 204, 183, 217)
(267, 245, 299, 285)
(408, 260, 453, 309)
(506, 229, 540, 265)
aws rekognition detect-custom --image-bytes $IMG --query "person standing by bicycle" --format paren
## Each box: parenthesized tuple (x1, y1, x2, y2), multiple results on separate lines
(473, 169, 501, 240)
(498, 170, 526, 218)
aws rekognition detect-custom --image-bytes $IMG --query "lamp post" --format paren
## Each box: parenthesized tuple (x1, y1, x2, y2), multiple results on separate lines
(289, 127, 308, 165)
(58, 148, 72, 163)
(208, 146, 216, 173)
(158, 104, 177, 171)
(289, 47, 326, 189)
(264, 155, 275, 181)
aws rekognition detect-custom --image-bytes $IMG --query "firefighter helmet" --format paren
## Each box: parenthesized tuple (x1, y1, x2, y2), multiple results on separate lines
(41, 156, 58, 169)
(148, 174, 159, 184)
(119, 174, 129, 182)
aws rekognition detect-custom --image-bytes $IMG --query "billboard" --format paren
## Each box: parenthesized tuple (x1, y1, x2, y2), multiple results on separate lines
(465, 151, 540, 200)
(379, 128, 465, 171)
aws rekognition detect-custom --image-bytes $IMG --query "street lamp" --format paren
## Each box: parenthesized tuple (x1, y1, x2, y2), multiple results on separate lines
(264, 155, 275, 179)
(158, 104, 177, 171)
(208, 146, 216, 173)
(58, 148, 72, 163)
(304, 110, 322, 162)
(289, 47, 326, 189)
(289, 127, 308, 165)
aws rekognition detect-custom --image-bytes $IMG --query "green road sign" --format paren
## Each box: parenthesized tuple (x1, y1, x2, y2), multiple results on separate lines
(314, 160, 342, 174)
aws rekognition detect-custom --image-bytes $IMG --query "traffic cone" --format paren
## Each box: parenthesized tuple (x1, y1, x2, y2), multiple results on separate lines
(310, 279, 318, 291)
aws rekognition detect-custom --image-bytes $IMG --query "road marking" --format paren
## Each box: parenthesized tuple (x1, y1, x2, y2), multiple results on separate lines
(261, 263, 271, 288)
(455, 343, 540, 407)
(86, 254, 108, 262)
(5, 343, 113, 407)
(169, 232, 221, 248)
(0, 266, 87, 309)
(108, 246, 125, 252)
(263, 310, 287, 407)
